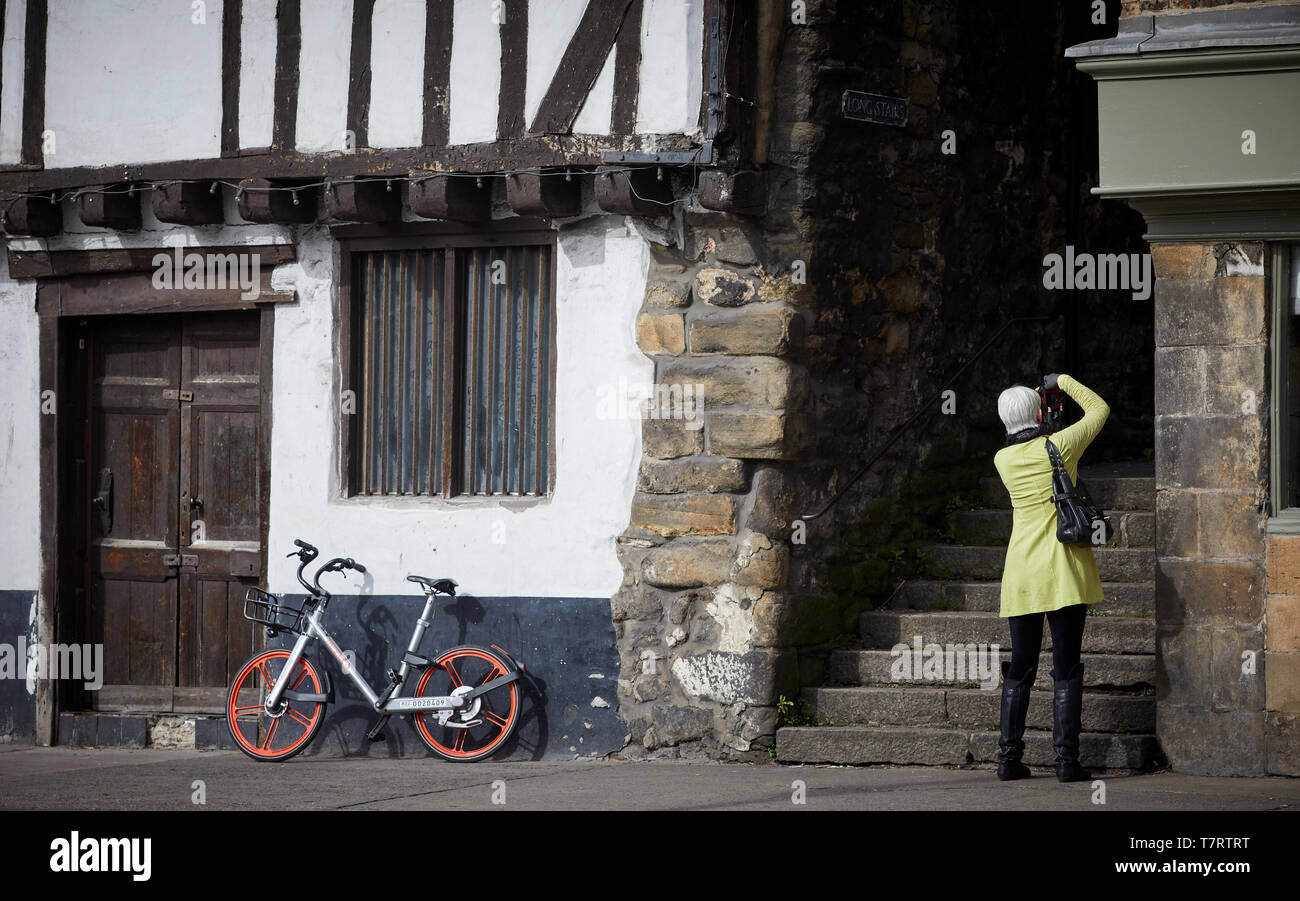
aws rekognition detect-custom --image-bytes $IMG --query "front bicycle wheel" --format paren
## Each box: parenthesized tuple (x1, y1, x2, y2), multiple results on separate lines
(413, 646, 520, 762)
(226, 650, 326, 762)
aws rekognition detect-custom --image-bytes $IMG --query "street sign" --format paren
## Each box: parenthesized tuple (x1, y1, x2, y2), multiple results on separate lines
(842, 90, 908, 127)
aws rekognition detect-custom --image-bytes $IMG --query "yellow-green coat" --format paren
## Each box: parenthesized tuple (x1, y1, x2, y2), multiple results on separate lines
(993, 374, 1110, 618)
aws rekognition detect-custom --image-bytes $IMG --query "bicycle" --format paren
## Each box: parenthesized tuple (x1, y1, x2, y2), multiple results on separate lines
(225, 539, 525, 762)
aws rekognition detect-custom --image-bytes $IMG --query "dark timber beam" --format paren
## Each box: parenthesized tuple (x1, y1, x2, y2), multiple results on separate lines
(2, 194, 61, 236)
(611, 0, 643, 134)
(152, 181, 225, 225)
(506, 170, 581, 218)
(422, 0, 453, 147)
(409, 175, 491, 221)
(323, 178, 400, 222)
(22, 0, 47, 165)
(236, 178, 317, 223)
(221, 0, 243, 154)
(698, 170, 765, 216)
(595, 167, 673, 215)
(497, 0, 528, 139)
(76, 184, 142, 230)
(530, 0, 633, 135)
(346, 0, 375, 149)
(272, 0, 302, 151)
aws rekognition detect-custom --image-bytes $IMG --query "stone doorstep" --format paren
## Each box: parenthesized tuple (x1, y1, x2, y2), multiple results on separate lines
(947, 508, 1154, 548)
(858, 610, 1157, 655)
(901, 579, 1154, 617)
(827, 649, 1157, 691)
(802, 686, 1156, 733)
(923, 544, 1155, 582)
(57, 712, 233, 750)
(774, 724, 1163, 769)
(980, 474, 1155, 511)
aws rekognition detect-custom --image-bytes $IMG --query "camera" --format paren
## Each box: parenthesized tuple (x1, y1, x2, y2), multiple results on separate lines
(1039, 377, 1065, 432)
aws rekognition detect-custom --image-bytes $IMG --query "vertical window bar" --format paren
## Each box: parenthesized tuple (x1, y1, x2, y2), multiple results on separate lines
(518, 245, 533, 496)
(442, 247, 457, 497)
(536, 245, 551, 494)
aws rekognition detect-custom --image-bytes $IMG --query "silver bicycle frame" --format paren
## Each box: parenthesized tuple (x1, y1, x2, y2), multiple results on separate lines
(263, 588, 460, 714)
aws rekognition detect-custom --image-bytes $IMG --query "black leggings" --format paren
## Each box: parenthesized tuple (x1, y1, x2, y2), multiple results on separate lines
(1007, 603, 1087, 681)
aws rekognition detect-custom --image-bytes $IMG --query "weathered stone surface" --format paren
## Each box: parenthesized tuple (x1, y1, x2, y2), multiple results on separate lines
(1154, 347, 1205, 416)
(1265, 651, 1300, 714)
(689, 307, 804, 356)
(1156, 705, 1266, 776)
(635, 312, 686, 355)
(744, 465, 799, 535)
(1196, 492, 1265, 559)
(659, 357, 807, 410)
(641, 417, 704, 459)
(650, 705, 714, 746)
(708, 413, 812, 460)
(688, 221, 762, 266)
(1267, 535, 1300, 599)
(696, 268, 757, 307)
(1154, 489, 1196, 558)
(1151, 243, 1215, 280)
(1155, 413, 1264, 493)
(670, 648, 793, 704)
(1265, 712, 1300, 775)
(637, 456, 747, 494)
(644, 278, 692, 308)
(1266, 593, 1300, 652)
(1155, 558, 1265, 626)
(641, 538, 734, 588)
(1155, 626, 1212, 708)
(1154, 277, 1266, 347)
(1202, 344, 1266, 415)
(731, 531, 790, 589)
(1210, 626, 1266, 711)
(630, 492, 737, 538)
(751, 592, 790, 647)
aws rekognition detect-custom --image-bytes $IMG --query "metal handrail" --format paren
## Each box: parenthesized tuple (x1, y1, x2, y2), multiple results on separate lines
(800, 314, 1057, 521)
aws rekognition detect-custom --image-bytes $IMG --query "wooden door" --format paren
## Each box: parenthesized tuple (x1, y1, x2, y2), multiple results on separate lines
(88, 312, 264, 713)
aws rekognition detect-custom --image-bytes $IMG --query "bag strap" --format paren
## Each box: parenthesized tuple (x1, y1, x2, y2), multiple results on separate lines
(1043, 437, 1077, 501)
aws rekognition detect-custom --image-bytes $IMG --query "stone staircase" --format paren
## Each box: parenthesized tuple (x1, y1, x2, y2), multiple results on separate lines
(777, 461, 1165, 771)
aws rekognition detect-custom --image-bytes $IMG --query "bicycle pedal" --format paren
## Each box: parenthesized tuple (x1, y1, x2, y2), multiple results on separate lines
(368, 732, 386, 742)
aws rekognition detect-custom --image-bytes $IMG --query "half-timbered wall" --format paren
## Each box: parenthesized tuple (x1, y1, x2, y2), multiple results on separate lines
(0, 0, 704, 169)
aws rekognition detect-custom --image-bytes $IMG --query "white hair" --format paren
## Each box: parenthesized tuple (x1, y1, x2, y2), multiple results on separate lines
(998, 385, 1040, 435)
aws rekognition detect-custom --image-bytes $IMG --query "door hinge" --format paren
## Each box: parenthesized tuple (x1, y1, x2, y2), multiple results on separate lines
(163, 553, 199, 569)
(163, 389, 194, 402)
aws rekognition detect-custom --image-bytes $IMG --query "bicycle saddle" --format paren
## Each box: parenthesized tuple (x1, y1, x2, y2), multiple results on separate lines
(407, 575, 457, 595)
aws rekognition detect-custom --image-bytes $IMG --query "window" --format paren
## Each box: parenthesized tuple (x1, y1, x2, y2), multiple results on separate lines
(339, 229, 556, 498)
(1270, 243, 1300, 519)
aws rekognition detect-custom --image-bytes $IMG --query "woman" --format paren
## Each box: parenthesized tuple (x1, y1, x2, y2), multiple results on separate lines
(993, 373, 1109, 783)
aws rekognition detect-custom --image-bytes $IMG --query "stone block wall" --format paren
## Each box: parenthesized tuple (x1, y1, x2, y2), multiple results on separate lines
(1265, 535, 1300, 775)
(612, 214, 812, 758)
(1151, 242, 1273, 774)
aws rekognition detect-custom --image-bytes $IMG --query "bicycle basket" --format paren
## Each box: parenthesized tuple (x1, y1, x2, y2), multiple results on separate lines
(243, 587, 307, 634)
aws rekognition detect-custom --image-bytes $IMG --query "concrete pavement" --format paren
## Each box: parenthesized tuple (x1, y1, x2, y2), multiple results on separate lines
(1, 745, 1297, 811)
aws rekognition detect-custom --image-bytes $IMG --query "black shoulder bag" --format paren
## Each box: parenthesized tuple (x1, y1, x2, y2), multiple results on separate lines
(1044, 437, 1114, 546)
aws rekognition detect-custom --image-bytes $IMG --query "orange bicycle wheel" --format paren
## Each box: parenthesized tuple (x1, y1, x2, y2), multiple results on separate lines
(226, 650, 326, 762)
(413, 646, 520, 762)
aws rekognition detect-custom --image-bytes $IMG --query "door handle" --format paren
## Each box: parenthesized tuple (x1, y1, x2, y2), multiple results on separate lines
(189, 496, 204, 512)
(93, 468, 113, 534)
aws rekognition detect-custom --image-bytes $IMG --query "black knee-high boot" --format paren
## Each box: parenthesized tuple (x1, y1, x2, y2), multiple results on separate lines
(997, 660, 1036, 780)
(1051, 662, 1089, 782)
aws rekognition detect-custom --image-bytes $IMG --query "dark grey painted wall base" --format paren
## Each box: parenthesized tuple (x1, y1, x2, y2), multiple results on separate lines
(0, 590, 37, 744)
(265, 594, 626, 759)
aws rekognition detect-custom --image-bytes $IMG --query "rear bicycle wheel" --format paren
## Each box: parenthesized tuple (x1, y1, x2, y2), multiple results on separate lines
(226, 650, 326, 762)
(413, 646, 520, 762)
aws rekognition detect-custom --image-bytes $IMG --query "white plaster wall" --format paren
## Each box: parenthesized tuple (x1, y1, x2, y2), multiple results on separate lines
(0, 0, 27, 165)
(368, 0, 426, 148)
(448, 0, 500, 145)
(266, 216, 652, 599)
(295, 0, 354, 153)
(571, 47, 614, 135)
(636, 0, 703, 135)
(524, 0, 586, 132)
(0, 254, 42, 591)
(239, 0, 279, 149)
(43, 0, 223, 168)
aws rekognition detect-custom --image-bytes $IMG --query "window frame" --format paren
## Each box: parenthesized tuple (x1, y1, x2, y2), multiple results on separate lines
(335, 220, 559, 502)
(1269, 242, 1300, 531)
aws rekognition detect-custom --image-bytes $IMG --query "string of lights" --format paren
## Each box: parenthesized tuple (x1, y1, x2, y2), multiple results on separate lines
(0, 159, 703, 228)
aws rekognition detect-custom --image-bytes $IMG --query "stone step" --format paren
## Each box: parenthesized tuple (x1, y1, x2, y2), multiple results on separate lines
(947, 508, 1153, 548)
(979, 468, 1154, 511)
(900, 580, 1154, 617)
(858, 610, 1155, 655)
(802, 686, 1155, 733)
(776, 724, 1162, 769)
(827, 649, 1156, 690)
(923, 544, 1154, 582)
